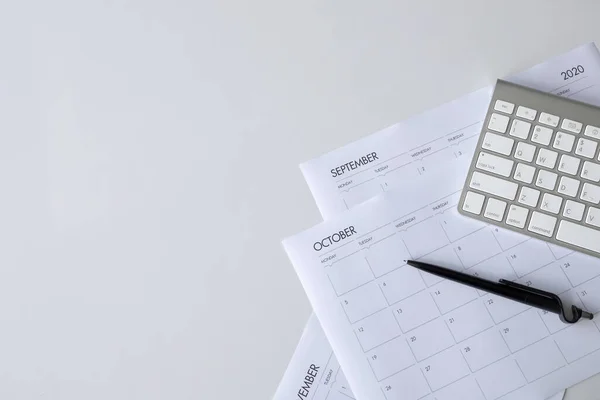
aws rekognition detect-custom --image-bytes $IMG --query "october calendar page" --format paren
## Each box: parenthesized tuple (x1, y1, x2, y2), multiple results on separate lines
(284, 162, 600, 400)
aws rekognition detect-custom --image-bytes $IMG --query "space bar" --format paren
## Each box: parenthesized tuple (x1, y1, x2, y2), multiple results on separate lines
(556, 221, 600, 254)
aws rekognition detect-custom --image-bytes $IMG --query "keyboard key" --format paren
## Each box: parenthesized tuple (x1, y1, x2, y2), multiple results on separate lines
(535, 169, 558, 191)
(484, 198, 507, 221)
(494, 99, 514, 114)
(582, 161, 600, 182)
(514, 163, 535, 184)
(528, 211, 557, 237)
(531, 125, 553, 145)
(506, 205, 529, 229)
(541, 193, 562, 214)
(476, 152, 513, 177)
(482, 132, 514, 156)
(516, 106, 537, 121)
(488, 113, 510, 133)
(561, 118, 583, 133)
(469, 172, 518, 200)
(586, 207, 600, 228)
(576, 138, 598, 159)
(581, 182, 600, 204)
(563, 200, 585, 221)
(535, 148, 558, 169)
(509, 119, 530, 139)
(553, 132, 576, 152)
(585, 125, 600, 139)
(558, 176, 581, 197)
(539, 112, 559, 127)
(518, 186, 540, 207)
(462, 191, 485, 215)
(515, 142, 536, 162)
(558, 154, 581, 176)
(556, 220, 600, 253)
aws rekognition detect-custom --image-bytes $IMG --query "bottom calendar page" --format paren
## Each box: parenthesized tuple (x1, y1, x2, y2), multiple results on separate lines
(283, 162, 600, 400)
(272, 312, 565, 400)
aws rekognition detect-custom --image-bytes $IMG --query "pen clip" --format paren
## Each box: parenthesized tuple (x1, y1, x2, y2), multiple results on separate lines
(499, 279, 555, 297)
(499, 279, 592, 324)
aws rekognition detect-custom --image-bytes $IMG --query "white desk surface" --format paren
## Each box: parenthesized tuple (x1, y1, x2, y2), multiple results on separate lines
(2, 1, 600, 399)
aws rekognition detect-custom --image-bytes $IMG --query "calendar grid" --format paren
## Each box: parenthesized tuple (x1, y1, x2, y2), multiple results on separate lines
(341, 298, 385, 325)
(373, 359, 415, 383)
(419, 368, 433, 393)
(474, 377, 488, 400)
(331, 274, 376, 298)
(525, 362, 566, 384)
(555, 340, 569, 364)
(578, 341, 600, 365)
(321, 191, 600, 399)
(577, 291, 592, 313)
(460, 349, 473, 373)
(497, 363, 527, 397)
(491, 306, 531, 329)
(426, 369, 471, 394)
(472, 353, 512, 373)
(392, 304, 436, 335)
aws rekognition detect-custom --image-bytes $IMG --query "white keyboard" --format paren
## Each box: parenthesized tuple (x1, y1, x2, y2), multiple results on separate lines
(458, 80, 600, 258)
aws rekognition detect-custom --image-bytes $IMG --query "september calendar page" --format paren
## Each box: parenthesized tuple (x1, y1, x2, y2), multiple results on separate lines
(283, 161, 600, 400)
(301, 43, 600, 220)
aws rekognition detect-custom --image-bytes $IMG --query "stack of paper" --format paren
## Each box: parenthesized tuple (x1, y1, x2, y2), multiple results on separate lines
(275, 43, 600, 400)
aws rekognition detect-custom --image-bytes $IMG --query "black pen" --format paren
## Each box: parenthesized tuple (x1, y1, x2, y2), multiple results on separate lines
(406, 260, 593, 324)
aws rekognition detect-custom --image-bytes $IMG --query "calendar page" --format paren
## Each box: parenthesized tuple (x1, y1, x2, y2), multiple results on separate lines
(301, 43, 600, 220)
(271, 314, 354, 400)
(283, 162, 600, 400)
(275, 43, 600, 400)
(273, 316, 560, 400)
